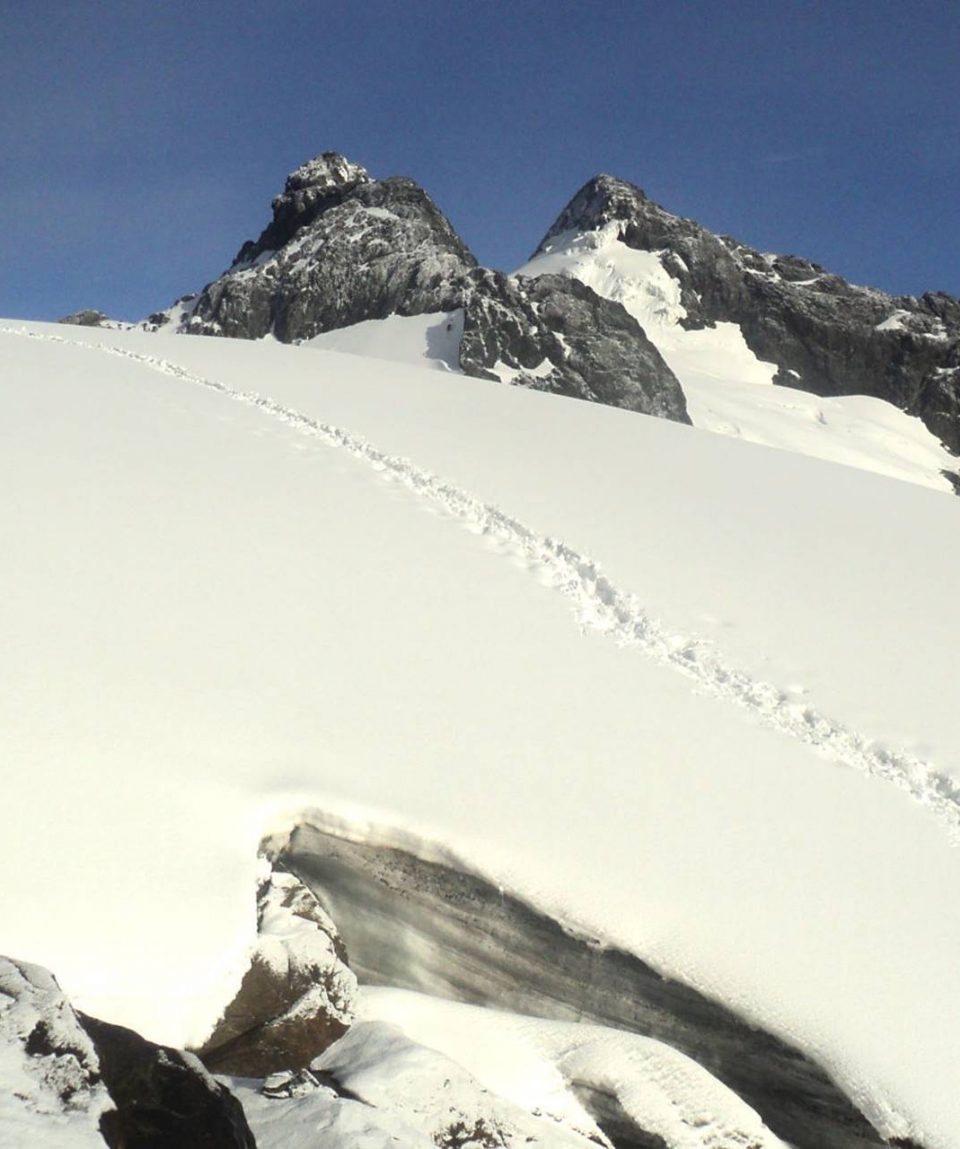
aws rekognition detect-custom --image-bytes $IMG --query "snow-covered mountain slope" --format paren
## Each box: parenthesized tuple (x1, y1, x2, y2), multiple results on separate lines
(526, 175, 960, 459)
(517, 223, 960, 493)
(3, 321, 960, 1147)
(125, 153, 960, 493)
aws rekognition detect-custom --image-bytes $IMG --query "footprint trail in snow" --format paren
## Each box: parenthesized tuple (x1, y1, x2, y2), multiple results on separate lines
(6, 324, 960, 843)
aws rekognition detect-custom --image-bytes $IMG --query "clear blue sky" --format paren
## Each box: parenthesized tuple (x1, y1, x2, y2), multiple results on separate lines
(2, 0, 958, 321)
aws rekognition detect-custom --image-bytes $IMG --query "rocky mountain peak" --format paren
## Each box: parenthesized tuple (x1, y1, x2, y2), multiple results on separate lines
(149, 151, 690, 424)
(283, 152, 369, 195)
(535, 174, 704, 259)
(532, 170, 960, 458)
(232, 151, 372, 267)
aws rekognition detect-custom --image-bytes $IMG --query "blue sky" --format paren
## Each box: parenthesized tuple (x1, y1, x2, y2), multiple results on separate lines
(2, 1, 958, 321)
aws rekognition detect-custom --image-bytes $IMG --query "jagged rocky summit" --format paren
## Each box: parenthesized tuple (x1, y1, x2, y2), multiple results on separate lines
(146, 151, 688, 422)
(536, 174, 960, 454)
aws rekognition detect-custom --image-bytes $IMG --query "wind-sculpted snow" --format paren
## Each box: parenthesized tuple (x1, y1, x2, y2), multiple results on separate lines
(6, 323, 959, 844)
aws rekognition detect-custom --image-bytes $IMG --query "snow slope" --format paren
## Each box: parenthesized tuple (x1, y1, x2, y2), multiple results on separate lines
(516, 225, 959, 493)
(2, 321, 960, 1146)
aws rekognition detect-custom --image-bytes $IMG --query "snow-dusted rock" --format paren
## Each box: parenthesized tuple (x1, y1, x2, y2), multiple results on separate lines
(532, 174, 960, 457)
(184, 156, 475, 342)
(0, 957, 111, 1148)
(0, 955, 256, 1148)
(58, 309, 115, 328)
(312, 1021, 601, 1149)
(198, 864, 357, 1076)
(461, 269, 687, 419)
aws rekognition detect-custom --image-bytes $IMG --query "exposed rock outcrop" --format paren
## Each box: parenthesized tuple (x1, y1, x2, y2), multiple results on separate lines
(0, 956, 110, 1146)
(536, 174, 960, 452)
(185, 160, 474, 343)
(460, 270, 687, 418)
(196, 864, 356, 1077)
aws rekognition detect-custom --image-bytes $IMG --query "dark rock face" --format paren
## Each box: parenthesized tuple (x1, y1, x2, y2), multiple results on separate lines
(171, 152, 689, 423)
(537, 174, 960, 453)
(185, 164, 476, 343)
(461, 270, 688, 419)
(196, 867, 355, 1077)
(59, 309, 113, 327)
(81, 1012, 257, 1149)
(276, 821, 920, 1149)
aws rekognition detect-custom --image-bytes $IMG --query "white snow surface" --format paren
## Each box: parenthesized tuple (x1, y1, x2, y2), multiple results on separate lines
(228, 1074, 437, 1149)
(313, 1021, 597, 1148)
(517, 225, 959, 492)
(358, 987, 787, 1149)
(2, 322, 960, 1146)
(304, 310, 464, 373)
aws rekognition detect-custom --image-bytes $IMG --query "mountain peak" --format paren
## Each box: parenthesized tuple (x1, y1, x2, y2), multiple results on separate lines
(233, 152, 371, 266)
(282, 152, 369, 195)
(534, 173, 675, 255)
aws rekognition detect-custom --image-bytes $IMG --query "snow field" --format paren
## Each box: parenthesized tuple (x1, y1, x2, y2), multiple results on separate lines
(2, 323, 960, 1146)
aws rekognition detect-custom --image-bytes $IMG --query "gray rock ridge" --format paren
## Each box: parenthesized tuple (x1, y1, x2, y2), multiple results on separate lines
(276, 821, 921, 1149)
(536, 174, 960, 455)
(174, 152, 689, 422)
(58, 309, 114, 327)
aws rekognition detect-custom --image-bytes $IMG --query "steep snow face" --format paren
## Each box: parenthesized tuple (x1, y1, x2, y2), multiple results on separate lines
(3, 322, 960, 1147)
(517, 225, 959, 492)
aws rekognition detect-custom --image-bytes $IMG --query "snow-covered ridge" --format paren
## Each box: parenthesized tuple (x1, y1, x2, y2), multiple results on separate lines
(518, 224, 960, 493)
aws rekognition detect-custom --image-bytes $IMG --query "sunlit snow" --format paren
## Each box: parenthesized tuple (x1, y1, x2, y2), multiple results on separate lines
(2, 321, 960, 1147)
